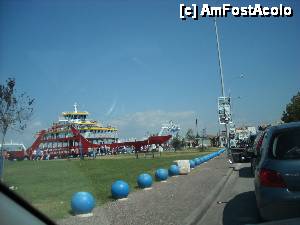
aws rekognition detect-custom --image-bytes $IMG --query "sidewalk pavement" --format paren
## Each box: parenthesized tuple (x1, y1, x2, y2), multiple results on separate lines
(59, 154, 231, 225)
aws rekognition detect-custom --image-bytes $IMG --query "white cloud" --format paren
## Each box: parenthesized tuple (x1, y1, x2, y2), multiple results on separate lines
(108, 110, 198, 138)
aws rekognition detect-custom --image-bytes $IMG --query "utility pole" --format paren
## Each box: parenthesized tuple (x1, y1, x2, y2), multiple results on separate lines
(214, 18, 225, 98)
(201, 128, 206, 150)
(195, 118, 198, 136)
(195, 118, 199, 146)
(214, 18, 231, 158)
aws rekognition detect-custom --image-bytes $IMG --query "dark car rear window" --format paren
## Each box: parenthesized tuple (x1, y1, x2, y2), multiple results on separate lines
(253, 132, 265, 155)
(271, 128, 300, 160)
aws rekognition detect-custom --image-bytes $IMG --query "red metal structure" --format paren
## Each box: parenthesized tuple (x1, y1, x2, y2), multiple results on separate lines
(26, 130, 46, 159)
(26, 104, 174, 159)
(26, 126, 172, 159)
(1, 142, 28, 160)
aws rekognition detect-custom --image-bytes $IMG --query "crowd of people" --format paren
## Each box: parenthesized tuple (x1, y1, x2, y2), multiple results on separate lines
(30, 144, 168, 160)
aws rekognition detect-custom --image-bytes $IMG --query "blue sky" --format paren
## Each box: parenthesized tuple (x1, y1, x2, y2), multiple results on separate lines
(0, 0, 299, 146)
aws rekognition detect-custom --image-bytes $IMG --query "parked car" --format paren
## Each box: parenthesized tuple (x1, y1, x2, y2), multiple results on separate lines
(249, 130, 267, 176)
(254, 122, 300, 221)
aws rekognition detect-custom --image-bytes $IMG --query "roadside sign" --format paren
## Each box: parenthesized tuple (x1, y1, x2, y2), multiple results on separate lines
(218, 96, 231, 124)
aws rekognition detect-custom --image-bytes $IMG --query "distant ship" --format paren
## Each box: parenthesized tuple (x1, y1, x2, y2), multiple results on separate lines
(0, 141, 27, 160)
(26, 104, 179, 159)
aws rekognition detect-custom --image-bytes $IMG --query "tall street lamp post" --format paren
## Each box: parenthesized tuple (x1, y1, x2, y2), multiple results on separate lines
(214, 18, 231, 160)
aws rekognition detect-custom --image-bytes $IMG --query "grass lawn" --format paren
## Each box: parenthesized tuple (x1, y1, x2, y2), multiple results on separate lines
(3, 148, 219, 220)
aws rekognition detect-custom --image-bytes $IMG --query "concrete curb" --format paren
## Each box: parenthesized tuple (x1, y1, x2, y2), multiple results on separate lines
(183, 166, 234, 225)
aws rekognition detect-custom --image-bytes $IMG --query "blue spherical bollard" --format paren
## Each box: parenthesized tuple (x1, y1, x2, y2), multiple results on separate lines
(111, 180, 130, 199)
(201, 157, 205, 163)
(198, 157, 203, 165)
(155, 168, 168, 181)
(71, 192, 95, 215)
(198, 157, 203, 164)
(189, 159, 195, 168)
(168, 165, 180, 176)
(195, 158, 200, 165)
(193, 158, 198, 166)
(137, 173, 153, 189)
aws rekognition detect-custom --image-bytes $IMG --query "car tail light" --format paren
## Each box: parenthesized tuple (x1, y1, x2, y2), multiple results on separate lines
(259, 168, 287, 188)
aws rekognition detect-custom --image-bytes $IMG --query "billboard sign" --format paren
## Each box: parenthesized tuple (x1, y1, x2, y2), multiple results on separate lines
(218, 96, 231, 124)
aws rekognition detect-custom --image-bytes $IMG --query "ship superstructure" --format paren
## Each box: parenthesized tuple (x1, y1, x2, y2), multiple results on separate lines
(27, 104, 118, 158)
(27, 104, 173, 159)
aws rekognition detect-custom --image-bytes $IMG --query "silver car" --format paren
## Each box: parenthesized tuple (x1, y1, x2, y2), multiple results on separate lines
(254, 122, 300, 221)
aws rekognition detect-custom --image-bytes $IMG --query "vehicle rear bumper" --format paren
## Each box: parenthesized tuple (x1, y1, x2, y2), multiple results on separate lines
(256, 187, 300, 221)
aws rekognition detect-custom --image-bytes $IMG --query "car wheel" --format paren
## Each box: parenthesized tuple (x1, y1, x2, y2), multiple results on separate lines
(232, 154, 240, 163)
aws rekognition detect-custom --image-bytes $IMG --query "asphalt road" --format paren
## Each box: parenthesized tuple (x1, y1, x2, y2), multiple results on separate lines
(59, 154, 232, 225)
(198, 163, 261, 225)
